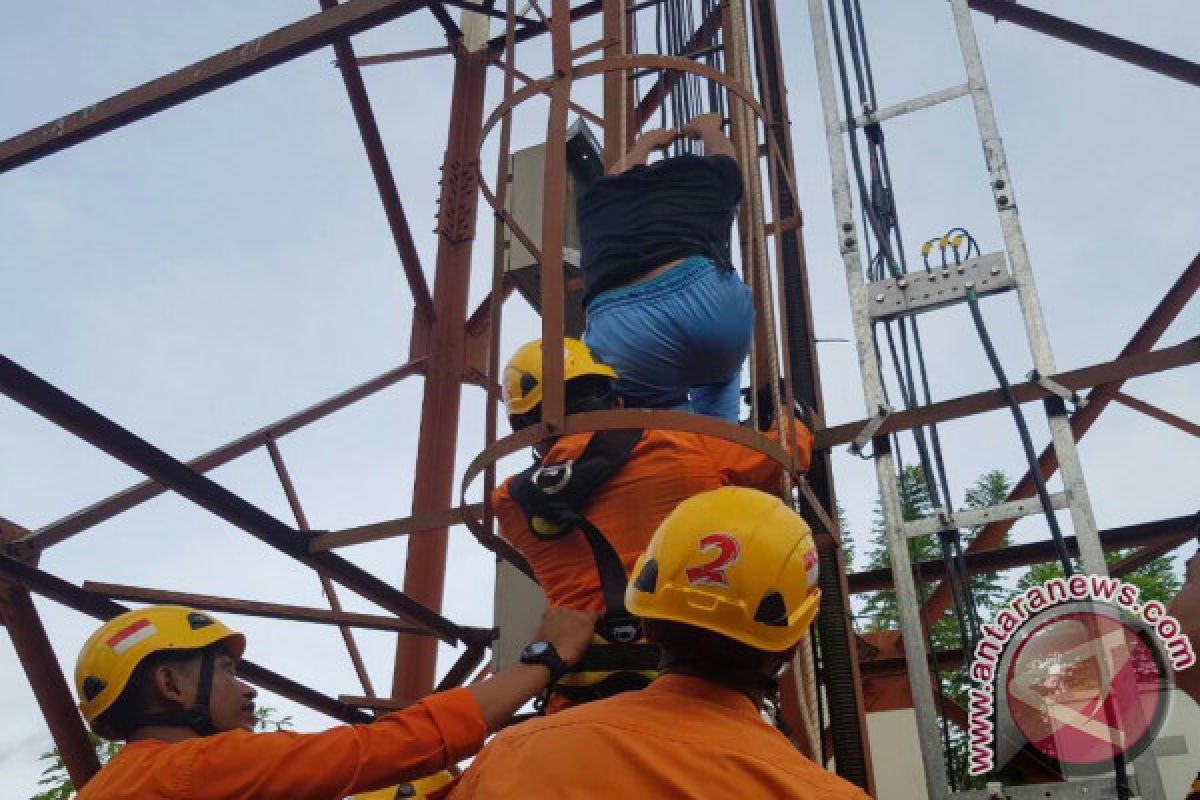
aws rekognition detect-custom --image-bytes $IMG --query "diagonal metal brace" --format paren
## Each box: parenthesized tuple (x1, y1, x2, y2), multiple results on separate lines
(1027, 369, 1085, 410)
(848, 403, 894, 456)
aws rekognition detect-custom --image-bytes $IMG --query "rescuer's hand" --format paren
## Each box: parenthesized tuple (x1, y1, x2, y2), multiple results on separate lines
(533, 606, 600, 667)
(465, 607, 599, 732)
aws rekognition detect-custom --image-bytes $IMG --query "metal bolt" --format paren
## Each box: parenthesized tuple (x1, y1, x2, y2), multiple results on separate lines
(897, 278, 908, 288)
(992, 178, 1005, 189)
(997, 194, 1009, 206)
(844, 237, 855, 248)
(875, 293, 885, 302)
(990, 265, 1001, 276)
(842, 222, 853, 232)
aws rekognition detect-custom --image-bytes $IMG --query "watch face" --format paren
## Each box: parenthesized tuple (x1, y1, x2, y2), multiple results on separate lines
(525, 641, 549, 658)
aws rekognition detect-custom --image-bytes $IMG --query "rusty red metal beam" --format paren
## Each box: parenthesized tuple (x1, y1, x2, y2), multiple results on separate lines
(1112, 391, 1200, 438)
(487, 0, 603, 48)
(0, 0, 429, 173)
(265, 438, 378, 698)
(7, 358, 426, 559)
(321, 0, 437, 322)
(0, 576, 101, 788)
(816, 337, 1200, 450)
(393, 46, 491, 699)
(0, 352, 474, 644)
(353, 45, 454, 66)
(920, 254, 1200, 626)
(968, 0, 1200, 90)
(0, 554, 372, 724)
(82, 580, 425, 634)
(847, 513, 1198, 593)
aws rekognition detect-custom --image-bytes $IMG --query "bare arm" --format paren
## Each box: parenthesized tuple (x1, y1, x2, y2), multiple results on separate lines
(611, 128, 679, 174)
(680, 112, 736, 161)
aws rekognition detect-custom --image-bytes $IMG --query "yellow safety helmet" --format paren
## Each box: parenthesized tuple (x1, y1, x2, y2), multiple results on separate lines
(74, 605, 245, 737)
(353, 771, 456, 799)
(626, 487, 821, 652)
(502, 337, 617, 417)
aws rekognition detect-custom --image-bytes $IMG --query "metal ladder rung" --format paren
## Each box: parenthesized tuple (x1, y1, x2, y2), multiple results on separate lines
(903, 492, 1070, 538)
(839, 82, 970, 132)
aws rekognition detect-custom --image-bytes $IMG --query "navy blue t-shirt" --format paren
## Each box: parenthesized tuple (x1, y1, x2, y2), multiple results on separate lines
(577, 154, 743, 306)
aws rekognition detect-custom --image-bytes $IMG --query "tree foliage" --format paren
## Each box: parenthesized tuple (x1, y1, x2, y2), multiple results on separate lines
(857, 466, 1014, 790)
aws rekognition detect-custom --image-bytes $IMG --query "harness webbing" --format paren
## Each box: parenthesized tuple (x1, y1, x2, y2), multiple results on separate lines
(509, 428, 644, 623)
(509, 428, 663, 705)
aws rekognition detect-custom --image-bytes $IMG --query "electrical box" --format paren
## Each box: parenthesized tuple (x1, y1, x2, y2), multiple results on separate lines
(504, 118, 604, 337)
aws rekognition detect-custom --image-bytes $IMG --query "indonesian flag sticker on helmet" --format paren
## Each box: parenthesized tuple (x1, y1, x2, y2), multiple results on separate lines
(626, 486, 821, 652)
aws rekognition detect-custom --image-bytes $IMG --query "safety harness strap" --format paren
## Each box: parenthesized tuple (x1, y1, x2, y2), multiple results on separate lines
(508, 428, 644, 621)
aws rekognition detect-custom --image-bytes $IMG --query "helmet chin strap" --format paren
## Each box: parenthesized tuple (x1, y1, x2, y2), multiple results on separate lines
(136, 648, 219, 737)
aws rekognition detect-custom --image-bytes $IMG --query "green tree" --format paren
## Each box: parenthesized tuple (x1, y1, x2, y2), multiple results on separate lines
(856, 466, 1015, 791)
(30, 707, 293, 799)
(859, 466, 1012, 645)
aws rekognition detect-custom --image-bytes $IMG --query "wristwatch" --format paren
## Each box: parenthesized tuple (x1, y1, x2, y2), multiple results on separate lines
(519, 639, 569, 684)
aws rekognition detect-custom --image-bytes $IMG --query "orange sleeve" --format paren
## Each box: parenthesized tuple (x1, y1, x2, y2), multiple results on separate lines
(186, 688, 486, 800)
(492, 479, 528, 548)
(702, 420, 812, 491)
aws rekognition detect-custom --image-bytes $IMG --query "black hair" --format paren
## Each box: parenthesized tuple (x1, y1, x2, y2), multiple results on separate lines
(509, 374, 618, 432)
(645, 619, 784, 693)
(95, 647, 209, 740)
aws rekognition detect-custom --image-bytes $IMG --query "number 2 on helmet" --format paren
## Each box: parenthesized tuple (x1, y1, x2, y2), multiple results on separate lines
(685, 533, 741, 587)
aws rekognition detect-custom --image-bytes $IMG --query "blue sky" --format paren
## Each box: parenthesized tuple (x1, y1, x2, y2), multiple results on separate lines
(1, 1, 1197, 795)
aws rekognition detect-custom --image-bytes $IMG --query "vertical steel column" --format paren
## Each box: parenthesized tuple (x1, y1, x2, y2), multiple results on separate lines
(752, 0, 873, 789)
(601, 0, 630, 170)
(945, 3, 1164, 795)
(720, 0, 774, 410)
(805, 0, 951, 795)
(946, 0, 1108, 577)
(537, 0, 573, 433)
(0, 578, 101, 787)
(393, 44, 491, 701)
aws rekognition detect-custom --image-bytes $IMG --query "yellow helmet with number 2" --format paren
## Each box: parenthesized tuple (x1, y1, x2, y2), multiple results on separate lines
(502, 337, 617, 417)
(74, 605, 245, 736)
(626, 486, 821, 652)
(353, 770, 456, 799)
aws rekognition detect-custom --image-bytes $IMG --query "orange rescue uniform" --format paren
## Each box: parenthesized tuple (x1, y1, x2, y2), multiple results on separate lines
(449, 674, 870, 799)
(493, 425, 812, 612)
(78, 688, 485, 800)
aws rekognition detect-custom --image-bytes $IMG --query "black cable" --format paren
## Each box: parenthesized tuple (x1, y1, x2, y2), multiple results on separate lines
(964, 290, 1075, 577)
(824, 0, 899, 274)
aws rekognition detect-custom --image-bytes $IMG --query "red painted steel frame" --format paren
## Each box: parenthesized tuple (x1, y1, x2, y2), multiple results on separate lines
(1, 0, 1198, 791)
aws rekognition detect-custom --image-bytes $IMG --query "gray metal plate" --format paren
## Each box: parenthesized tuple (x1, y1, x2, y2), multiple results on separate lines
(867, 251, 1012, 319)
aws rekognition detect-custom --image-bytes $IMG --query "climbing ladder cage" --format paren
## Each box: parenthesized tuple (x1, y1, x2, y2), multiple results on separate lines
(462, 0, 862, 773)
(805, 1, 1167, 798)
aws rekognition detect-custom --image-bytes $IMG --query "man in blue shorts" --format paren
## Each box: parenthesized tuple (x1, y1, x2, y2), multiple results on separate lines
(579, 112, 753, 422)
